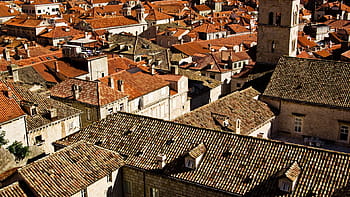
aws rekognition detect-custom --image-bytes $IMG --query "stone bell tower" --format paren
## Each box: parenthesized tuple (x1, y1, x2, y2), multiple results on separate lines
(256, 0, 300, 65)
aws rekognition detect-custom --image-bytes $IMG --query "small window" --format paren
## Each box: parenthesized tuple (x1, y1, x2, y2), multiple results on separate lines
(123, 181, 132, 194)
(101, 73, 105, 77)
(271, 41, 276, 53)
(210, 74, 215, 79)
(276, 13, 281, 26)
(35, 135, 44, 145)
(38, 10, 41, 13)
(340, 125, 349, 141)
(268, 12, 274, 25)
(119, 103, 124, 111)
(236, 83, 241, 88)
(280, 181, 291, 192)
(81, 188, 88, 197)
(31, 107, 37, 116)
(150, 188, 159, 197)
(86, 108, 91, 121)
(107, 173, 112, 182)
(108, 108, 113, 114)
(185, 158, 195, 169)
(294, 117, 303, 132)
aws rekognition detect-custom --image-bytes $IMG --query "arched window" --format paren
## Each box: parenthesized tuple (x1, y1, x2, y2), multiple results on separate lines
(276, 13, 281, 26)
(269, 12, 274, 25)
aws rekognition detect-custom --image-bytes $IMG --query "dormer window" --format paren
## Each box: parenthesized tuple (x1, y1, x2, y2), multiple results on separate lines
(21, 101, 38, 116)
(184, 143, 206, 169)
(277, 161, 301, 193)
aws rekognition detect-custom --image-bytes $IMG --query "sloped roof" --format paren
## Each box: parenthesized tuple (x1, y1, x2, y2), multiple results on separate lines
(99, 70, 169, 100)
(0, 5, 19, 17)
(263, 56, 350, 109)
(39, 26, 84, 39)
(50, 78, 127, 106)
(18, 141, 124, 197)
(174, 87, 274, 135)
(1, 80, 81, 131)
(145, 9, 173, 21)
(0, 84, 25, 124)
(83, 16, 138, 29)
(0, 182, 28, 197)
(55, 112, 350, 196)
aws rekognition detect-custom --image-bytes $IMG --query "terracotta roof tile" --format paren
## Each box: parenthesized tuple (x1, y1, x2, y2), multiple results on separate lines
(18, 141, 124, 197)
(0, 84, 25, 123)
(84, 16, 138, 29)
(99, 70, 169, 100)
(50, 78, 127, 106)
(175, 87, 274, 135)
(145, 9, 173, 21)
(0, 182, 28, 197)
(55, 112, 350, 196)
(263, 56, 350, 109)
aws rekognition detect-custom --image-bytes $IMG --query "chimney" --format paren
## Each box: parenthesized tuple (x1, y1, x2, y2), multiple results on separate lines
(156, 154, 166, 169)
(71, 84, 80, 99)
(236, 119, 241, 134)
(108, 77, 115, 89)
(54, 61, 59, 72)
(171, 65, 179, 75)
(48, 108, 58, 120)
(3, 48, 10, 61)
(151, 64, 156, 75)
(117, 80, 124, 92)
(26, 48, 30, 58)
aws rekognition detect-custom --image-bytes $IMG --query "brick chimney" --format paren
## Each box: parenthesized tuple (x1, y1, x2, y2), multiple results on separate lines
(156, 154, 166, 169)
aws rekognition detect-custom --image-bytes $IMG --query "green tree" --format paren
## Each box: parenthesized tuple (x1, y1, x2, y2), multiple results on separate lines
(0, 130, 8, 147)
(7, 141, 29, 161)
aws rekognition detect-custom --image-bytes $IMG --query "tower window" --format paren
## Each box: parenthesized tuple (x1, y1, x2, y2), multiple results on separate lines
(268, 12, 274, 25)
(276, 13, 281, 26)
(271, 41, 276, 53)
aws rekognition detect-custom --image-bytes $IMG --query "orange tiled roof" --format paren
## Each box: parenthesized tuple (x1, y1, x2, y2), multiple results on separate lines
(298, 36, 318, 48)
(39, 26, 84, 39)
(0, 5, 19, 17)
(108, 56, 140, 74)
(194, 4, 211, 11)
(0, 85, 25, 123)
(145, 9, 173, 21)
(84, 16, 138, 29)
(99, 70, 169, 100)
(50, 78, 127, 106)
(226, 24, 250, 33)
(191, 23, 225, 33)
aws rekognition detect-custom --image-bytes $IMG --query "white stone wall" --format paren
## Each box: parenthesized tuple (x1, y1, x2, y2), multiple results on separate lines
(22, 3, 60, 16)
(28, 115, 81, 153)
(262, 98, 350, 143)
(0, 116, 27, 146)
(248, 120, 274, 139)
(99, 97, 129, 119)
(210, 85, 221, 103)
(106, 24, 147, 36)
(72, 169, 120, 197)
(87, 55, 109, 80)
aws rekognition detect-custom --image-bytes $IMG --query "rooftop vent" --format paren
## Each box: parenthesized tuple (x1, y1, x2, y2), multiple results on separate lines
(277, 161, 301, 193)
(48, 108, 58, 120)
(156, 153, 166, 169)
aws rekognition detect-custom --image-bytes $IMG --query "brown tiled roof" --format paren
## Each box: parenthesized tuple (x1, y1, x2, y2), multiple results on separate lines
(313, 49, 331, 58)
(226, 24, 250, 33)
(191, 23, 224, 33)
(55, 112, 350, 196)
(4, 16, 47, 27)
(194, 4, 211, 11)
(1, 80, 81, 131)
(174, 87, 274, 134)
(296, 51, 316, 59)
(0, 5, 19, 17)
(173, 33, 256, 56)
(50, 78, 127, 106)
(263, 56, 350, 109)
(107, 56, 139, 74)
(99, 70, 169, 100)
(0, 85, 25, 123)
(39, 26, 84, 39)
(145, 9, 173, 21)
(298, 36, 318, 48)
(0, 182, 28, 197)
(84, 16, 138, 29)
(31, 60, 88, 83)
(18, 141, 124, 197)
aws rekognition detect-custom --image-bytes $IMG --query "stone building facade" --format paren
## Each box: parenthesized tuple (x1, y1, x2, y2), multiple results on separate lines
(256, 0, 299, 64)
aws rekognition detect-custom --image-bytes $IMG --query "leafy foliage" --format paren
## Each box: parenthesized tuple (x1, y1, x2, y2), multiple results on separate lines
(7, 141, 29, 160)
(0, 130, 8, 147)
